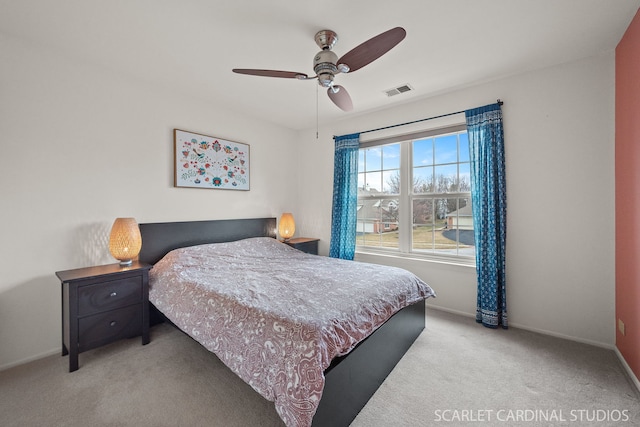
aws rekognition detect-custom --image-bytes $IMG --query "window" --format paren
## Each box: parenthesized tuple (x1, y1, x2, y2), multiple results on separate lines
(356, 125, 474, 262)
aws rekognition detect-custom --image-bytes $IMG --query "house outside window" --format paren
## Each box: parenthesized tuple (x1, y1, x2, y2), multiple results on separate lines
(356, 125, 474, 263)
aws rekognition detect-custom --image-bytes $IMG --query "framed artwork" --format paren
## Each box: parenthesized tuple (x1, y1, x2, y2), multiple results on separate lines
(174, 129, 250, 190)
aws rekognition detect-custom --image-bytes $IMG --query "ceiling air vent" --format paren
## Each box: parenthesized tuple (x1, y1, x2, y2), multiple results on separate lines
(385, 84, 413, 97)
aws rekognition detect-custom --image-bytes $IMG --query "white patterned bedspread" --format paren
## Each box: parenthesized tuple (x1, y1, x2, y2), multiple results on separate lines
(149, 237, 435, 427)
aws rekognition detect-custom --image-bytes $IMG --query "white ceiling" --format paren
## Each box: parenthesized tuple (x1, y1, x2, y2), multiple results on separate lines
(2, 0, 639, 131)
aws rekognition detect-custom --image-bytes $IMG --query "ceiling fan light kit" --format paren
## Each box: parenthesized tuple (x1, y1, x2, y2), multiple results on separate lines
(314, 49, 339, 88)
(232, 27, 406, 112)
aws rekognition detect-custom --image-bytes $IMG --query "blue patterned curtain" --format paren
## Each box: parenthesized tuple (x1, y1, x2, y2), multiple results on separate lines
(465, 104, 507, 329)
(329, 133, 360, 260)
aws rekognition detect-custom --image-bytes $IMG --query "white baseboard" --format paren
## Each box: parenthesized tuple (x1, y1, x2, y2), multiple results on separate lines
(614, 347, 640, 394)
(0, 348, 59, 372)
(427, 304, 614, 350)
(427, 305, 640, 395)
(427, 304, 476, 319)
(507, 321, 615, 350)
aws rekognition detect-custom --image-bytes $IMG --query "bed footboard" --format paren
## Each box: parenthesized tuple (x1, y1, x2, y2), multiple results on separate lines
(313, 300, 426, 427)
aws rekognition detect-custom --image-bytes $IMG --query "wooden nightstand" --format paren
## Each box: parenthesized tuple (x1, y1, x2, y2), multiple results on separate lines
(55, 261, 152, 372)
(283, 237, 319, 255)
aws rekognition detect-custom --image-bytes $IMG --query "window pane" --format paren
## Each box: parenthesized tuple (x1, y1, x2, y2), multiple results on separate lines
(382, 144, 400, 170)
(435, 134, 458, 164)
(382, 170, 399, 194)
(458, 163, 471, 191)
(413, 138, 433, 167)
(413, 198, 434, 226)
(357, 197, 399, 250)
(412, 197, 475, 256)
(434, 198, 450, 223)
(365, 147, 382, 172)
(358, 150, 365, 172)
(358, 172, 365, 190)
(412, 199, 434, 251)
(413, 167, 433, 194)
(364, 171, 382, 192)
(434, 164, 457, 192)
(442, 198, 475, 257)
(459, 133, 470, 162)
(435, 198, 458, 251)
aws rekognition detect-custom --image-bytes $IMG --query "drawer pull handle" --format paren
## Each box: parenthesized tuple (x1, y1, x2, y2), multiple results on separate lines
(110, 292, 117, 297)
(110, 321, 117, 327)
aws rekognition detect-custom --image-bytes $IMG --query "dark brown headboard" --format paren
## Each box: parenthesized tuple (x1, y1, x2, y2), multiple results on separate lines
(138, 217, 277, 265)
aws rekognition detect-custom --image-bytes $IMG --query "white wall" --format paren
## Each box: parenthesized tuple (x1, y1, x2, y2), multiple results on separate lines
(0, 31, 616, 369)
(0, 34, 299, 369)
(297, 52, 616, 347)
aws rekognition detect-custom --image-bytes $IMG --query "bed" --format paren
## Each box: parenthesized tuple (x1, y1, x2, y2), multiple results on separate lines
(139, 217, 435, 427)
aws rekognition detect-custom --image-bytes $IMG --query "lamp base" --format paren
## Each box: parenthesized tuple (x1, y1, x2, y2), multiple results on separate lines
(119, 260, 133, 266)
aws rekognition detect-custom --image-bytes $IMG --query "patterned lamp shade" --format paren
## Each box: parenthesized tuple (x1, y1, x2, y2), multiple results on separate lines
(108, 218, 142, 266)
(278, 213, 295, 241)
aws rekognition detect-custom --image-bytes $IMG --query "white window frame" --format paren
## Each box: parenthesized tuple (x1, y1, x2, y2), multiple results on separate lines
(356, 123, 475, 266)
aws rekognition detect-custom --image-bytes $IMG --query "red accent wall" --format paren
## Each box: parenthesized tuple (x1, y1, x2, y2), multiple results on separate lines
(616, 8, 640, 380)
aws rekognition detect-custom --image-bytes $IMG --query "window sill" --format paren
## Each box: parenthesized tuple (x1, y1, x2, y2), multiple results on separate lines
(355, 248, 477, 269)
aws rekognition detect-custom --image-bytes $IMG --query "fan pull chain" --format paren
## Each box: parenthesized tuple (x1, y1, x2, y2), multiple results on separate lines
(316, 84, 319, 139)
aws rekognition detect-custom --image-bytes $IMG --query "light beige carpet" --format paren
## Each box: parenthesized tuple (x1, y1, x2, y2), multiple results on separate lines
(1, 308, 638, 426)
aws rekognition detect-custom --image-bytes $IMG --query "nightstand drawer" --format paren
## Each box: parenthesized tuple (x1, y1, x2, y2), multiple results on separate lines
(291, 240, 318, 254)
(78, 304, 142, 352)
(78, 276, 142, 316)
(284, 238, 319, 255)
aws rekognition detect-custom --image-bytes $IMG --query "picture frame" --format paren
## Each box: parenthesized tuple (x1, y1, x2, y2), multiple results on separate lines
(174, 129, 250, 190)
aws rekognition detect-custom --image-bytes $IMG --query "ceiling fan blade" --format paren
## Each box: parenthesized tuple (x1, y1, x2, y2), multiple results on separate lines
(327, 85, 353, 111)
(337, 27, 406, 73)
(232, 69, 309, 79)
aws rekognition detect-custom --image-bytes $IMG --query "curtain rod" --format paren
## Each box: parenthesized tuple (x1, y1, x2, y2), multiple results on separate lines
(334, 99, 503, 139)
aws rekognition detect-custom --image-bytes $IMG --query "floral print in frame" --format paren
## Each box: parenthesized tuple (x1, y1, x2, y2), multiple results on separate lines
(174, 129, 250, 190)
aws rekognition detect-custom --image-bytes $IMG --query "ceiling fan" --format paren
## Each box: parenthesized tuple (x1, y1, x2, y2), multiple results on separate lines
(232, 27, 406, 112)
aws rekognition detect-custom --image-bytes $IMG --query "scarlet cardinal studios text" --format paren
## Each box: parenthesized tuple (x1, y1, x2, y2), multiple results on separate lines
(433, 409, 630, 423)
